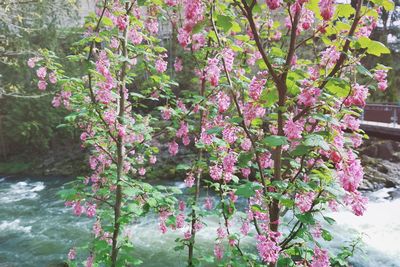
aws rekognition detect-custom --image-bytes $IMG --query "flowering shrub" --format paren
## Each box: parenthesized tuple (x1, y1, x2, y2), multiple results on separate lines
(29, 0, 393, 266)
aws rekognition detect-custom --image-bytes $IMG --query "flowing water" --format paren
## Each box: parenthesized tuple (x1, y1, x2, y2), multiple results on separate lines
(0, 176, 399, 267)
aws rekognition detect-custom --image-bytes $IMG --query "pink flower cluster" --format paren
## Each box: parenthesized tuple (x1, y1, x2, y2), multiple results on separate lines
(310, 246, 330, 267)
(319, 0, 335, 21)
(265, 0, 281, 10)
(374, 69, 388, 91)
(284, 119, 304, 140)
(205, 58, 220, 87)
(256, 234, 280, 264)
(344, 83, 368, 107)
(249, 76, 267, 101)
(295, 191, 315, 213)
(343, 191, 368, 216)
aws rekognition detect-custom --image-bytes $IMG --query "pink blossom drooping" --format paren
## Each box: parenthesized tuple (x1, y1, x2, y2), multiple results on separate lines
(265, 0, 282, 10)
(310, 246, 330, 267)
(284, 119, 304, 140)
(205, 58, 220, 87)
(343, 191, 368, 216)
(169, 140, 179, 156)
(155, 58, 168, 73)
(295, 191, 315, 213)
(319, 0, 335, 21)
(249, 76, 267, 101)
(256, 234, 280, 264)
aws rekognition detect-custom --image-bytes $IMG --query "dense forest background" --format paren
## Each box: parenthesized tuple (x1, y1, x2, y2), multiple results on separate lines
(0, 0, 399, 174)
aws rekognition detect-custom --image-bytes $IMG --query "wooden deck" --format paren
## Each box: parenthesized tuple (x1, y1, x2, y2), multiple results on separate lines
(360, 121, 400, 140)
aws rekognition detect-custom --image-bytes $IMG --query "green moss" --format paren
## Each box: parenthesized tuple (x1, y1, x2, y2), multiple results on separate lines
(0, 162, 33, 174)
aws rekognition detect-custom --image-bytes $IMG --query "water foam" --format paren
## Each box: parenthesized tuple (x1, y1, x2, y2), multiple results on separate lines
(0, 181, 45, 203)
(0, 219, 32, 234)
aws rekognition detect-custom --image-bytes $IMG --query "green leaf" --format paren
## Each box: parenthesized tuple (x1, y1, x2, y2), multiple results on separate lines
(263, 135, 288, 147)
(357, 37, 390, 56)
(216, 15, 233, 32)
(176, 164, 191, 171)
(304, 134, 330, 150)
(235, 182, 263, 198)
(323, 216, 336, 225)
(335, 4, 355, 18)
(325, 77, 350, 98)
(322, 229, 333, 241)
(102, 16, 113, 27)
(356, 64, 373, 78)
(296, 213, 315, 225)
(206, 127, 223, 134)
(291, 145, 311, 156)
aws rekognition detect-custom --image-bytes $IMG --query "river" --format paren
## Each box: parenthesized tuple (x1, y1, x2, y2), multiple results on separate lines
(0, 176, 399, 267)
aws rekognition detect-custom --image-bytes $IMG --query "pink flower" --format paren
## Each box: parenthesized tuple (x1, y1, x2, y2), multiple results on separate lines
(36, 67, 47, 79)
(295, 191, 315, 213)
(72, 201, 85, 216)
(184, 172, 195, 187)
(116, 15, 128, 31)
(38, 80, 48, 91)
(86, 254, 94, 267)
(222, 48, 235, 72)
(240, 221, 250, 235)
(344, 84, 368, 107)
(256, 235, 280, 264)
(298, 86, 321, 107)
(311, 223, 322, 239)
(183, 0, 204, 29)
(161, 108, 172, 120)
(265, 0, 281, 10)
(149, 155, 157, 164)
(128, 28, 143, 45)
(249, 76, 267, 101)
(343, 115, 360, 131)
(210, 164, 223, 181)
(216, 91, 231, 113)
(27, 57, 40, 68)
(68, 248, 76, 260)
(184, 230, 192, 240)
(328, 199, 339, 212)
(223, 152, 237, 173)
(177, 28, 191, 47)
(155, 58, 168, 73)
(49, 72, 57, 84)
(321, 46, 340, 68)
(338, 151, 363, 192)
(86, 203, 96, 218)
(169, 140, 179, 156)
(204, 197, 213, 210)
(300, 9, 315, 30)
(174, 57, 183, 72)
(241, 138, 252, 151)
(217, 227, 227, 239)
(311, 246, 330, 267)
(260, 152, 273, 169)
(214, 243, 224, 260)
(179, 200, 186, 211)
(241, 168, 251, 178)
(145, 18, 158, 34)
(319, 0, 335, 21)
(284, 119, 303, 140)
(176, 121, 189, 138)
(205, 58, 220, 87)
(164, 0, 178, 6)
(192, 33, 206, 50)
(176, 213, 185, 228)
(222, 126, 238, 144)
(138, 167, 146, 176)
(344, 191, 368, 216)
